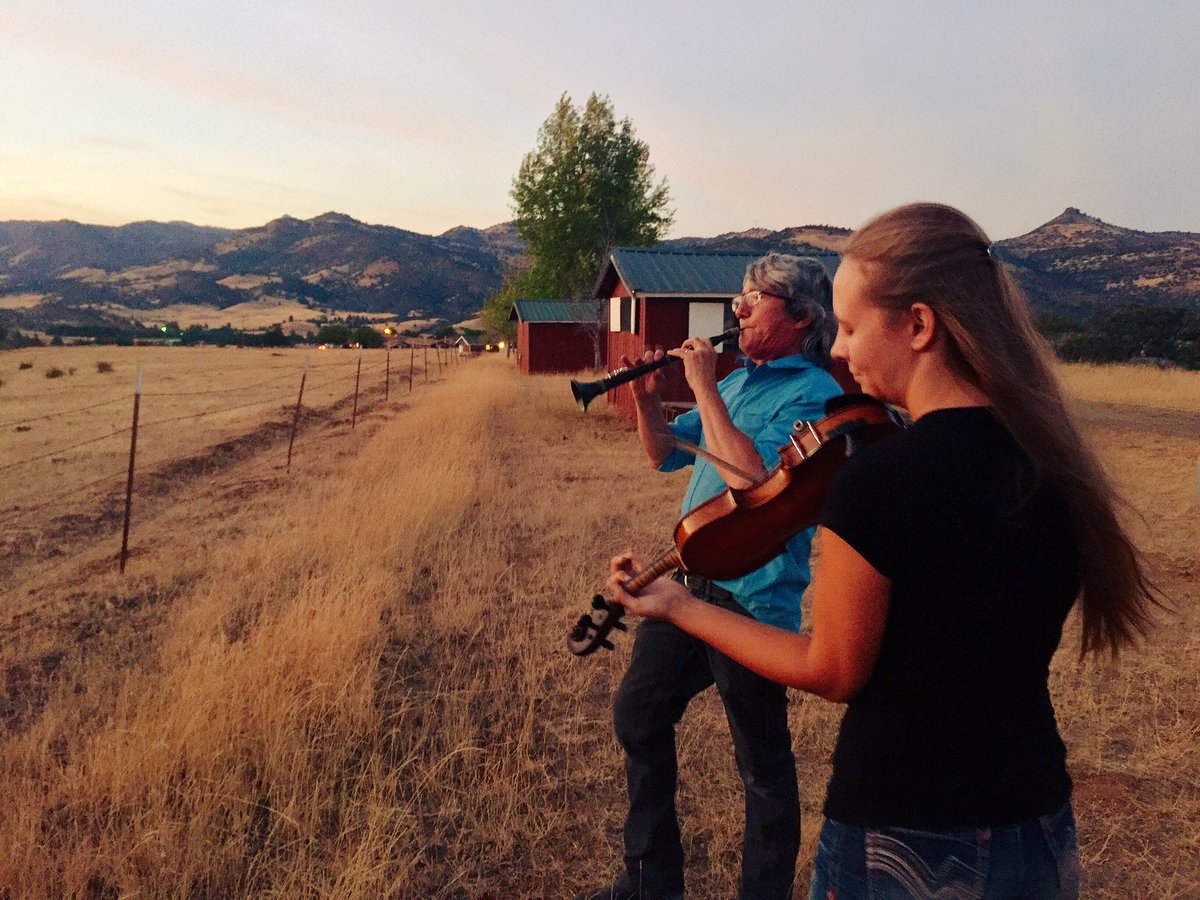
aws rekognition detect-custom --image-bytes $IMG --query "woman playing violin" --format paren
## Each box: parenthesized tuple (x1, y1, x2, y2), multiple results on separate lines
(607, 203, 1160, 900)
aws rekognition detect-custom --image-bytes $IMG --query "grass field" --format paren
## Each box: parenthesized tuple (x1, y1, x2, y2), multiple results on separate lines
(0, 351, 1196, 897)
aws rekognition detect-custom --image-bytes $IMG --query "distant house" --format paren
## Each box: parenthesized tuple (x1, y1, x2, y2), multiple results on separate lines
(593, 247, 840, 418)
(509, 299, 605, 374)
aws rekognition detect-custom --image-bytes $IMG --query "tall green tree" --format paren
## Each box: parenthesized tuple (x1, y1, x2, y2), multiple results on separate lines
(510, 92, 673, 298)
(481, 264, 532, 341)
(500, 93, 673, 367)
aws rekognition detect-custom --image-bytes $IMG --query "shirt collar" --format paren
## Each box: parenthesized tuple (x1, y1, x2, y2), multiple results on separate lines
(740, 352, 817, 375)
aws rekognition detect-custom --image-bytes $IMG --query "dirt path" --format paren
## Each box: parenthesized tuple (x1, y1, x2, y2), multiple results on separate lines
(1073, 398, 1198, 441)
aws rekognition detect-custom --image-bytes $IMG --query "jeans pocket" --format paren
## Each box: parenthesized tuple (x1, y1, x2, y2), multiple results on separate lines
(811, 819, 869, 900)
(864, 825, 988, 899)
(1039, 802, 1081, 899)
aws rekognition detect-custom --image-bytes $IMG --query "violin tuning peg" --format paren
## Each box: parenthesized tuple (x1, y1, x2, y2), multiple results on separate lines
(600, 639, 615, 651)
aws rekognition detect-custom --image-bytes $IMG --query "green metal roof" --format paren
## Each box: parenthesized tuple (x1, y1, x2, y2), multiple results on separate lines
(596, 246, 841, 297)
(607, 248, 760, 295)
(510, 299, 601, 323)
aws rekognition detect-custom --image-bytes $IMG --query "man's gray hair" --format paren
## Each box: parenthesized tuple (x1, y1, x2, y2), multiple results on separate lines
(744, 253, 835, 369)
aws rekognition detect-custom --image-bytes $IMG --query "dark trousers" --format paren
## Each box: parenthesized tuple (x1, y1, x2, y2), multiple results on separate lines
(612, 595, 801, 899)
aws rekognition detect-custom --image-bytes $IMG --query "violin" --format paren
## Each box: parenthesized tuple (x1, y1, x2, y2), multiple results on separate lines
(566, 394, 905, 656)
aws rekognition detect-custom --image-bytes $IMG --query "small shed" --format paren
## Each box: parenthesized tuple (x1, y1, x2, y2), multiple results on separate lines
(593, 247, 839, 417)
(509, 299, 606, 374)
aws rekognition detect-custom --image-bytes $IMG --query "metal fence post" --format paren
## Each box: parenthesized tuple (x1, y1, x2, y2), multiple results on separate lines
(119, 364, 142, 573)
(287, 357, 309, 470)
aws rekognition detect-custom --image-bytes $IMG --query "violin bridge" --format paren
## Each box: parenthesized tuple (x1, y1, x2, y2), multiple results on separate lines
(789, 420, 824, 459)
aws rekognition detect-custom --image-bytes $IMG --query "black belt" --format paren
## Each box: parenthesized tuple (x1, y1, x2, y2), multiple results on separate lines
(674, 570, 734, 603)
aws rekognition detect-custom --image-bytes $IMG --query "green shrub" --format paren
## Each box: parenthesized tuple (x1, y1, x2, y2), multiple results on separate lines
(46, 367, 65, 379)
(19, 361, 32, 370)
(97, 361, 115, 374)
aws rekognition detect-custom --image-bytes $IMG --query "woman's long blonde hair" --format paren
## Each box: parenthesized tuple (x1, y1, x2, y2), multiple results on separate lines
(843, 202, 1160, 656)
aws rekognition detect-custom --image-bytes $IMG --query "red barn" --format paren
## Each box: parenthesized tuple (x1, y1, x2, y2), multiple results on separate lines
(593, 247, 841, 418)
(510, 299, 607, 374)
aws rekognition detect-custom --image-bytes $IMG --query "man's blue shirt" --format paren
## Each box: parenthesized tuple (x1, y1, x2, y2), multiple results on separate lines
(659, 354, 843, 632)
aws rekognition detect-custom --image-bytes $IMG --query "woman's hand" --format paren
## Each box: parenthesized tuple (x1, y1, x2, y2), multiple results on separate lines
(605, 552, 694, 622)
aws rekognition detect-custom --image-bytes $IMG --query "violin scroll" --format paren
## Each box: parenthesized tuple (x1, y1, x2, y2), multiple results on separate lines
(566, 594, 628, 656)
(566, 548, 683, 656)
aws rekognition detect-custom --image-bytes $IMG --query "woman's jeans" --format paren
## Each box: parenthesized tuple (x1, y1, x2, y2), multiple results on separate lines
(809, 800, 1080, 899)
(611, 598, 801, 899)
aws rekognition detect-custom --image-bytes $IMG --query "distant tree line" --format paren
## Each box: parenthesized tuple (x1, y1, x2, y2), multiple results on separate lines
(1036, 303, 1200, 370)
(2, 320, 401, 350)
(2, 315, 468, 350)
(36, 321, 296, 348)
(0, 326, 44, 349)
(7, 302, 1196, 370)
(313, 323, 384, 348)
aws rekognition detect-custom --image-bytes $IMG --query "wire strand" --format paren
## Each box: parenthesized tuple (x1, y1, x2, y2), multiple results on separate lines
(0, 393, 131, 428)
(0, 425, 134, 472)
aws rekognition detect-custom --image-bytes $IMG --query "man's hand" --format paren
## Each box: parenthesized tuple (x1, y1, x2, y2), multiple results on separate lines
(668, 337, 719, 400)
(622, 348, 667, 401)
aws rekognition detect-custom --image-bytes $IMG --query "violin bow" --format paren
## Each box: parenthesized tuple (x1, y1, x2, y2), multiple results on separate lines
(672, 437, 760, 485)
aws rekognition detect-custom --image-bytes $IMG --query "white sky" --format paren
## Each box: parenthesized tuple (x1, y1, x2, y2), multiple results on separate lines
(1, 1, 1197, 241)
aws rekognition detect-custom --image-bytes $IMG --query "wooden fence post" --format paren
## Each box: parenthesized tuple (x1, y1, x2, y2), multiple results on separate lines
(385, 348, 391, 402)
(437, 345, 443, 376)
(119, 364, 142, 574)
(409, 346, 414, 392)
(287, 357, 308, 470)
(424, 346, 429, 382)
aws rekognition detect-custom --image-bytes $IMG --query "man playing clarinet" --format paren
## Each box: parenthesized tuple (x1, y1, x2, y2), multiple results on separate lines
(581, 253, 843, 900)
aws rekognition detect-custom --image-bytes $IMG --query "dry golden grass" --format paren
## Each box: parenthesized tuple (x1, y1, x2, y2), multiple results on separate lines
(0, 294, 49, 310)
(1055, 360, 1200, 412)
(85, 300, 395, 330)
(0, 294, 400, 329)
(0, 356, 1195, 898)
(0, 344, 447, 517)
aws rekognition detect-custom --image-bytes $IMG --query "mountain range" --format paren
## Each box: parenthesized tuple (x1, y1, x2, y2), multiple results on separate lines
(1, 207, 1197, 335)
(665, 209, 1200, 313)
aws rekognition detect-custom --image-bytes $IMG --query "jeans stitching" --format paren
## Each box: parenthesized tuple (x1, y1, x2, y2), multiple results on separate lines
(863, 829, 986, 900)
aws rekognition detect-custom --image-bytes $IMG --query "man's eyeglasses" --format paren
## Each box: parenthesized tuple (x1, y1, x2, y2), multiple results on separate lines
(731, 289, 783, 313)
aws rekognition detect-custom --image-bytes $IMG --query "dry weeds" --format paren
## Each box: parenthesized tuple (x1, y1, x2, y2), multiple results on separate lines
(0, 354, 1195, 898)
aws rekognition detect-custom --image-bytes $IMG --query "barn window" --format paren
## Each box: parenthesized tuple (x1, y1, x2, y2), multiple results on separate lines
(688, 302, 726, 341)
(610, 296, 634, 333)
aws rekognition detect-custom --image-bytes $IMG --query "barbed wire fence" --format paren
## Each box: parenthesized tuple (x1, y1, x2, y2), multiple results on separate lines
(1, 344, 471, 573)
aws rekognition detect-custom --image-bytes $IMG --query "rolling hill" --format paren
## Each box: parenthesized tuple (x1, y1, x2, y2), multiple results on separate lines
(2, 209, 1196, 337)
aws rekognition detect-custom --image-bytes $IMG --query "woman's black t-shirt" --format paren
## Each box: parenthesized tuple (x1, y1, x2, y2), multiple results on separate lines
(819, 406, 1080, 828)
